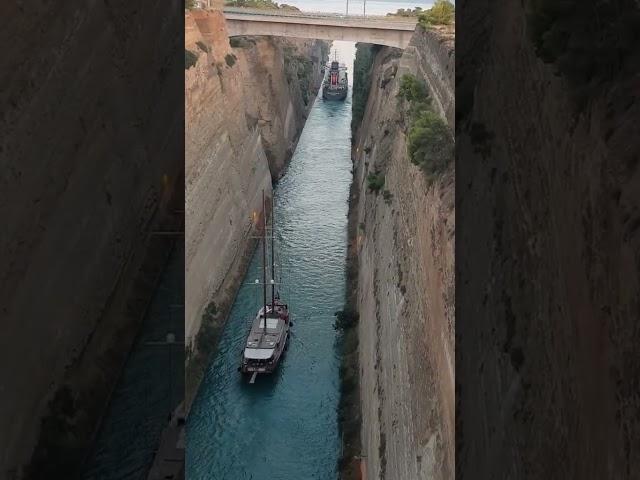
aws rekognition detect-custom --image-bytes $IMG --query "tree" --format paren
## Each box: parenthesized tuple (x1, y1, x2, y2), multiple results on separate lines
(418, 0, 455, 27)
(408, 109, 453, 176)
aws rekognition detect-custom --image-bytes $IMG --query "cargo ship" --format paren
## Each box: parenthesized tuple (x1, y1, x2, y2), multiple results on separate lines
(322, 52, 348, 101)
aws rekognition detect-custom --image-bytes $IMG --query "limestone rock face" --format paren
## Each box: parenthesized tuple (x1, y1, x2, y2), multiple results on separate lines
(352, 26, 455, 480)
(184, 11, 327, 371)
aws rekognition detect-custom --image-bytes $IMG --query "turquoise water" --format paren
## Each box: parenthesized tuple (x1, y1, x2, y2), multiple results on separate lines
(187, 42, 356, 480)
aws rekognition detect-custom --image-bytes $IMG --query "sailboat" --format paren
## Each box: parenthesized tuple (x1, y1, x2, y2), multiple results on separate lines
(240, 191, 290, 381)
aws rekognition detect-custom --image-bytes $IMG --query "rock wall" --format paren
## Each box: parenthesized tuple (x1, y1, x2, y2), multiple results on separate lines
(0, 1, 183, 478)
(351, 26, 455, 479)
(456, 1, 640, 478)
(184, 10, 327, 401)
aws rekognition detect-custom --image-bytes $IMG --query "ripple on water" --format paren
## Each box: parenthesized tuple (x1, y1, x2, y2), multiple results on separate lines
(187, 42, 356, 480)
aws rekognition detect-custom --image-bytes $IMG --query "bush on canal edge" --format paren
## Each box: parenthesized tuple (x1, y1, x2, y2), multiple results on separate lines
(367, 172, 385, 193)
(398, 73, 453, 182)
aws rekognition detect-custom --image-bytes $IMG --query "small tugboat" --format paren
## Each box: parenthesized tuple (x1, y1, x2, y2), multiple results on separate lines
(240, 191, 290, 383)
(322, 51, 348, 101)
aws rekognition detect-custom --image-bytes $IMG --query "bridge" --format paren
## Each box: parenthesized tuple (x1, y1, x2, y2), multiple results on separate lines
(223, 8, 419, 49)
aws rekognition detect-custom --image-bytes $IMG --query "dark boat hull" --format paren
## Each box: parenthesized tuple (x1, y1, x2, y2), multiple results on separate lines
(322, 87, 347, 101)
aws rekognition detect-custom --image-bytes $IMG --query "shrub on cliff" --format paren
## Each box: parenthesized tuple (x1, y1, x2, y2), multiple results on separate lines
(367, 172, 385, 193)
(334, 308, 359, 330)
(230, 36, 257, 48)
(418, 0, 454, 27)
(408, 109, 453, 177)
(398, 74, 427, 102)
(398, 73, 452, 178)
(398, 74, 432, 120)
(225, 53, 237, 67)
(196, 41, 210, 53)
(185, 49, 198, 69)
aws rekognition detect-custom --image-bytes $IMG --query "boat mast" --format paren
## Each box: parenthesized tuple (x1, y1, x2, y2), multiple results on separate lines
(270, 195, 276, 307)
(262, 190, 268, 332)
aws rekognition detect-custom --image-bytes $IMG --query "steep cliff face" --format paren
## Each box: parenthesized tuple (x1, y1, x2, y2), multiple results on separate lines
(457, 1, 640, 478)
(184, 10, 327, 401)
(0, 1, 183, 478)
(350, 26, 455, 479)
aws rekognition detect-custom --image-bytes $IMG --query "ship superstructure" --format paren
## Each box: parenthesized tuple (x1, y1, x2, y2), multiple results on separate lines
(322, 51, 348, 101)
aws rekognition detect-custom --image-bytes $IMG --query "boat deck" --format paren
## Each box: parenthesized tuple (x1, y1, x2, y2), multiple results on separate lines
(244, 304, 288, 355)
(245, 314, 285, 350)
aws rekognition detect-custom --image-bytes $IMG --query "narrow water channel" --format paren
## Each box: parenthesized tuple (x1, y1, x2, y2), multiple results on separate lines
(187, 41, 356, 480)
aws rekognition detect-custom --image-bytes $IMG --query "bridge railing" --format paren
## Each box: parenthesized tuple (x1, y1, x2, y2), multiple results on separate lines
(222, 6, 419, 25)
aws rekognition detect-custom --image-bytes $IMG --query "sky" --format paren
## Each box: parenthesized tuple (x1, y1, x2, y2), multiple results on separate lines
(281, 0, 436, 16)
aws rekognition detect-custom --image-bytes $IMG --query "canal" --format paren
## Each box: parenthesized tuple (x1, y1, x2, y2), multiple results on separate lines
(186, 41, 356, 479)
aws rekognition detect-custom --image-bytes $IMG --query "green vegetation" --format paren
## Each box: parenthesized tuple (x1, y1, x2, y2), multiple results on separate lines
(418, 0, 454, 28)
(408, 109, 453, 177)
(367, 172, 385, 193)
(225, 0, 300, 9)
(185, 49, 198, 69)
(398, 74, 432, 119)
(398, 73, 428, 103)
(278, 3, 300, 10)
(351, 43, 381, 135)
(224, 53, 237, 67)
(386, 7, 423, 17)
(230, 36, 257, 48)
(382, 189, 393, 205)
(526, 0, 640, 108)
(196, 40, 209, 53)
(186, 0, 196, 9)
(398, 74, 453, 179)
(334, 308, 359, 330)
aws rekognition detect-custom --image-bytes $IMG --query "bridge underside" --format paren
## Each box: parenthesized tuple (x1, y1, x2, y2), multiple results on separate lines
(226, 19, 413, 49)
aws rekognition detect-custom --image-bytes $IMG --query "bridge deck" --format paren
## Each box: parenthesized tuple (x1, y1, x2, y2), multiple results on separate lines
(223, 7, 418, 31)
